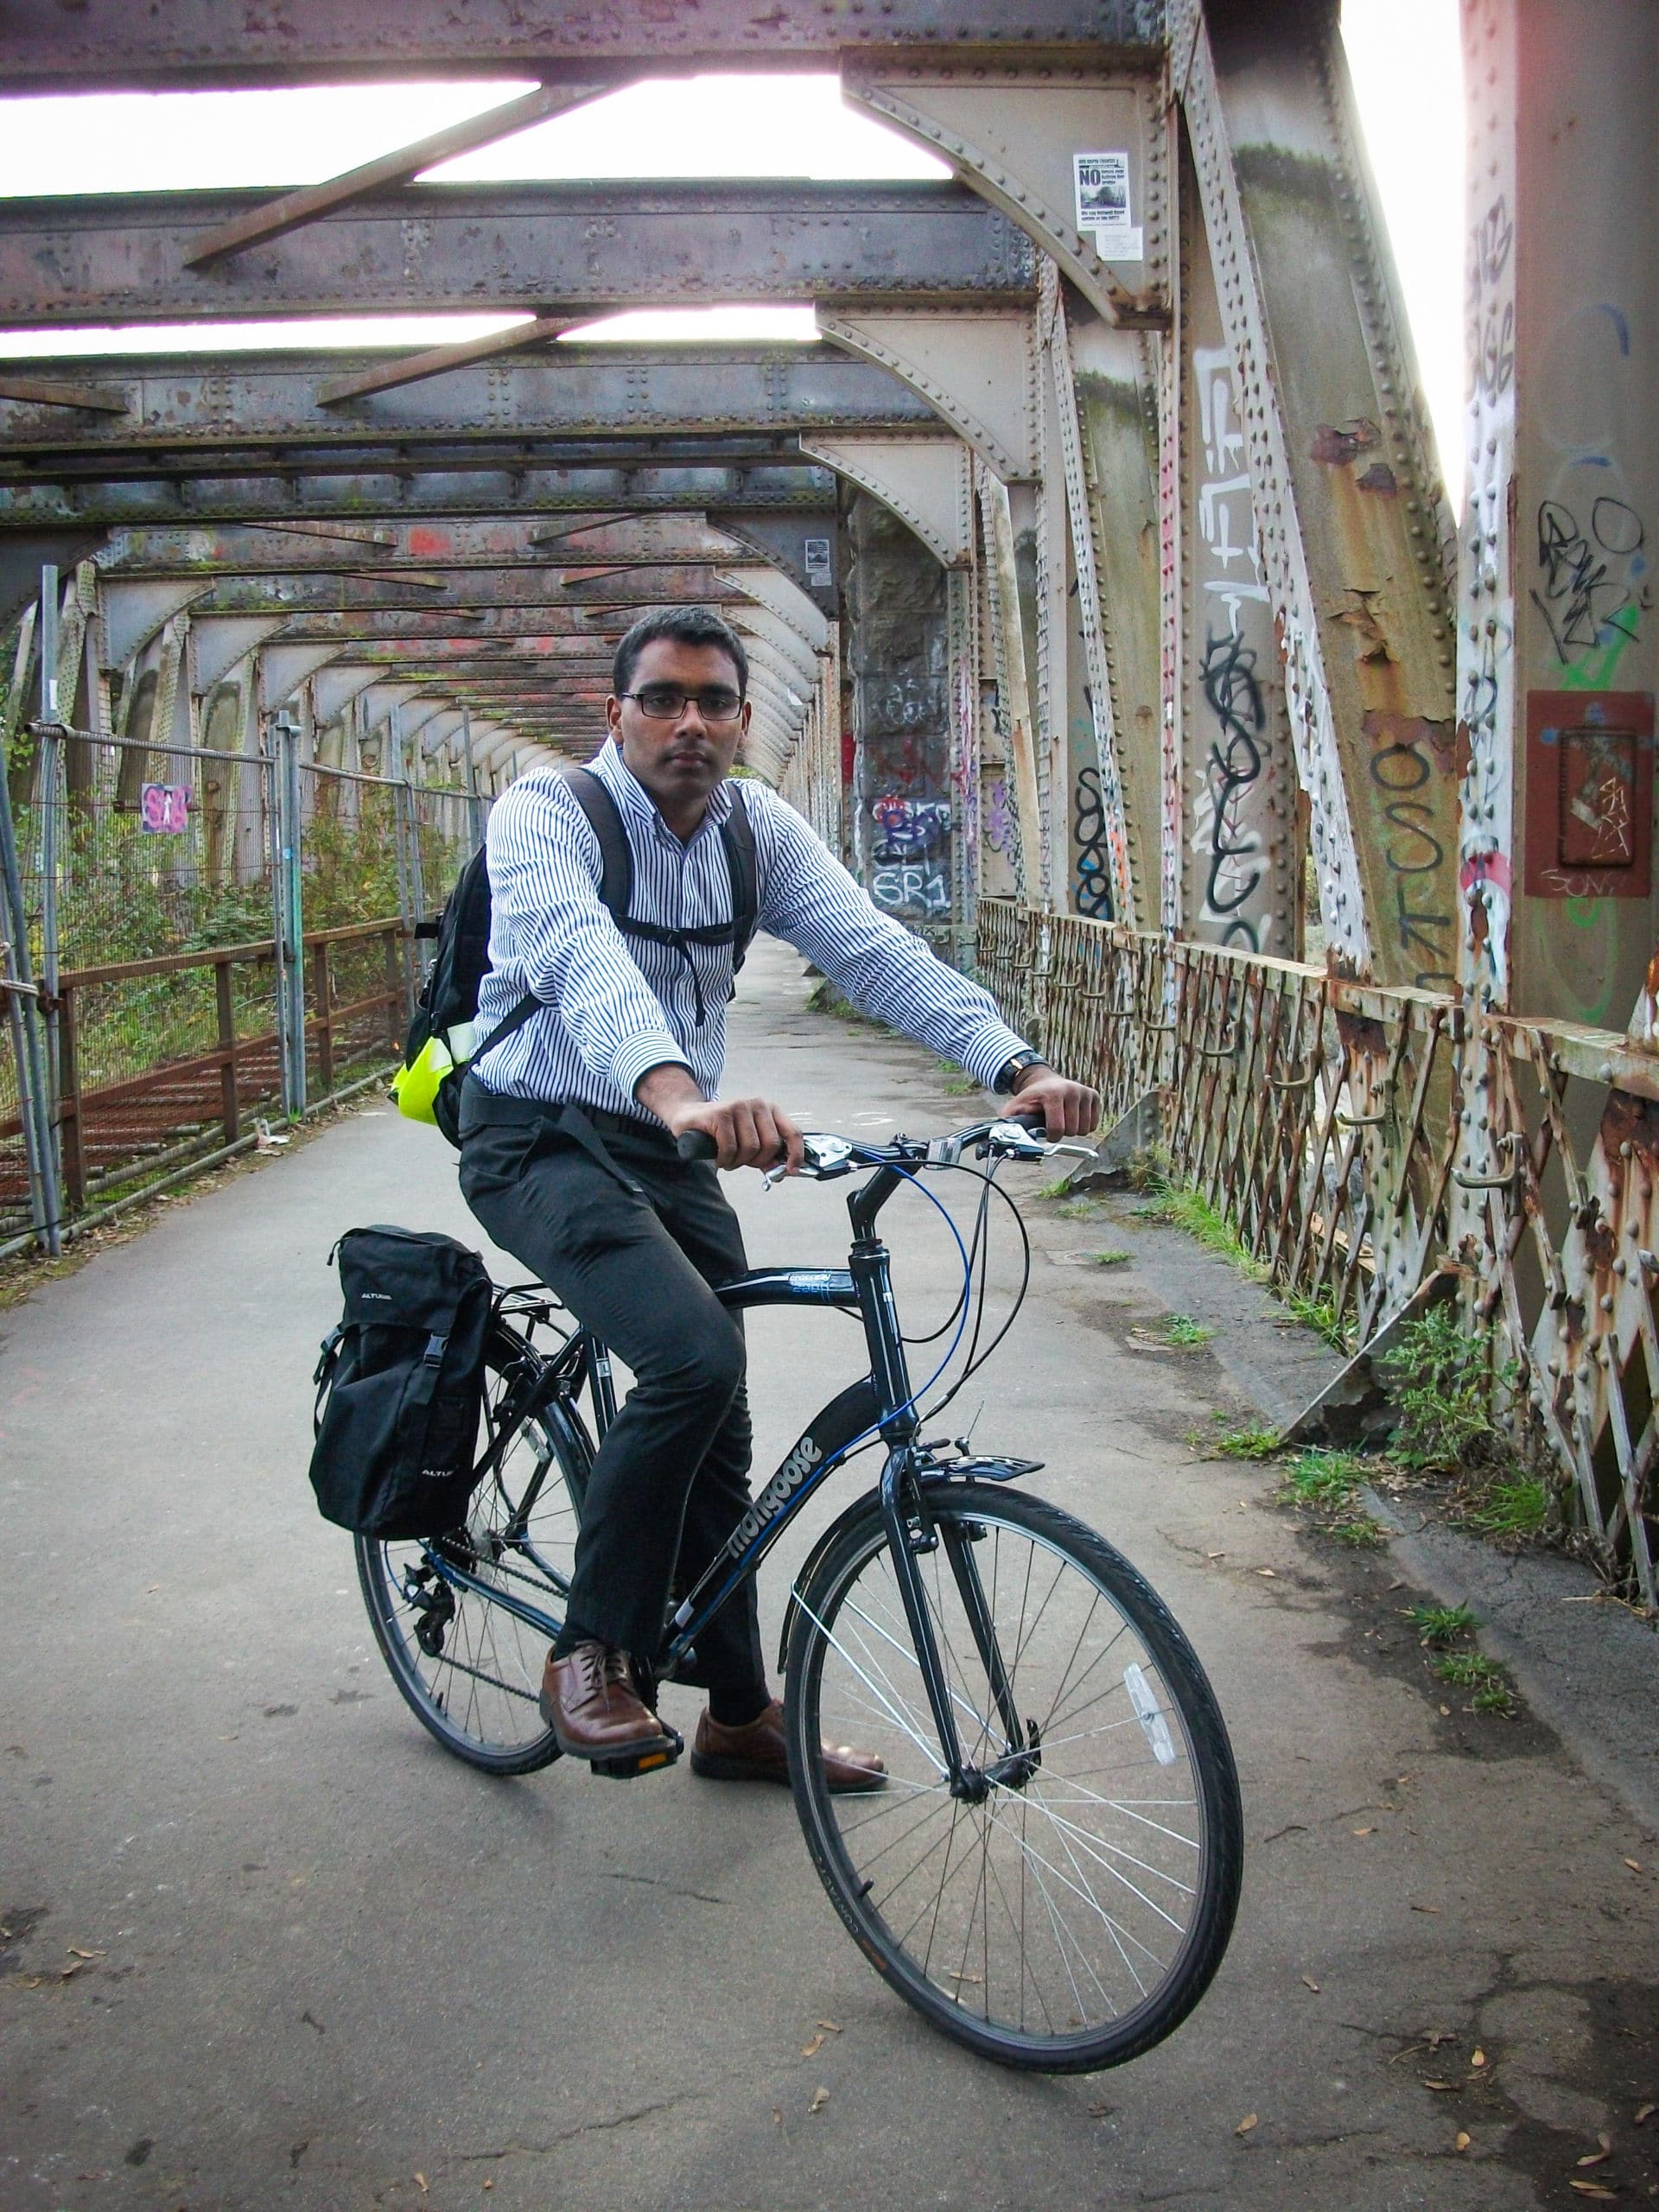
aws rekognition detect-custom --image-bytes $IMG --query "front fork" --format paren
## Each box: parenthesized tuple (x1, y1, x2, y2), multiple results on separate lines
(877, 1452, 1033, 1802)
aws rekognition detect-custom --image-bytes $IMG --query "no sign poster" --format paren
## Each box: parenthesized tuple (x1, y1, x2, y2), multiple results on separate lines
(1073, 151, 1142, 261)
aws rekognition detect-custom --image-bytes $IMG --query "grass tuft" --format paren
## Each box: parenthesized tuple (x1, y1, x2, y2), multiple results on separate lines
(1465, 1476, 1551, 1538)
(1280, 1448, 1366, 1509)
(1194, 1416, 1282, 1461)
(1405, 1602, 1478, 1648)
(1160, 1313, 1214, 1349)
(1091, 1249, 1132, 1268)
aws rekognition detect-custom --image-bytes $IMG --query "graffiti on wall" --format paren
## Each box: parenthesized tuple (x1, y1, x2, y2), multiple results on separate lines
(1189, 346, 1274, 954)
(871, 791, 951, 861)
(1072, 765, 1113, 919)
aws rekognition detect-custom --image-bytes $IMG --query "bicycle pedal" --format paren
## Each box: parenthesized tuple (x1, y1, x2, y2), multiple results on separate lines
(589, 1726, 683, 1780)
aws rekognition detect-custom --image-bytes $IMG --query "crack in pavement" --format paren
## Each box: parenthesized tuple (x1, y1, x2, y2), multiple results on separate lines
(601, 1869, 728, 1905)
(451, 2090, 702, 2161)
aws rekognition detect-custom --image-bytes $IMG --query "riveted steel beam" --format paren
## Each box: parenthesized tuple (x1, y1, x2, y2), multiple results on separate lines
(92, 513, 803, 576)
(184, 86, 606, 264)
(718, 565, 834, 657)
(1053, 283, 1159, 926)
(800, 434, 973, 569)
(816, 308, 1039, 480)
(1459, 0, 1659, 1031)
(842, 56, 1170, 330)
(0, 464, 837, 531)
(0, 6, 1165, 91)
(1174, 0, 1459, 988)
(0, 346, 933, 456)
(0, 182, 1036, 327)
(1171, 129, 1298, 958)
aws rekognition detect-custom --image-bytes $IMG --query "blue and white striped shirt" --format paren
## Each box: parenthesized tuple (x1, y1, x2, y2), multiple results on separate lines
(473, 739, 1029, 1117)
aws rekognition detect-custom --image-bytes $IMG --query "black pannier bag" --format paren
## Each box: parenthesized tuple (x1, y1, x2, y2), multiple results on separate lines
(309, 1226, 493, 1539)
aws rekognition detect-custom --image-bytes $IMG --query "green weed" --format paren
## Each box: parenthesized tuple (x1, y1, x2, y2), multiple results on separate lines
(1466, 1476, 1551, 1538)
(1376, 1305, 1503, 1471)
(1195, 1417, 1282, 1460)
(1329, 1515, 1386, 1547)
(1058, 1197, 1106, 1220)
(1091, 1249, 1132, 1268)
(1404, 1603, 1478, 1648)
(1430, 1651, 1488, 1688)
(1283, 1289, 1350, 1351)
(1471, 1681, 1516, 1715)
(1279, 1448, 1366, 1510)
(1037, 1174, 1074, 1201)
(1160, 1314, 1214, 1349)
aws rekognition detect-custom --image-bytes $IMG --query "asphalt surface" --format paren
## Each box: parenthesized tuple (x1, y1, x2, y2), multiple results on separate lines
(3, 937, 1656, 2212)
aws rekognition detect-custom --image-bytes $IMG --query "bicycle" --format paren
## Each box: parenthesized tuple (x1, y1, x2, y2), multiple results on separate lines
(355, 1114, 1243, 2073)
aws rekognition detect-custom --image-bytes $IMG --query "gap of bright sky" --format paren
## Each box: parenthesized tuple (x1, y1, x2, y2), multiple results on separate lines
(0, 1, 1464, 499)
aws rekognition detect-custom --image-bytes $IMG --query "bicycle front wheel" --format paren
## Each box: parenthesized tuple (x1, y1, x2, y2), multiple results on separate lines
(784, 1481, 1243, 2072)
(356, 1339, 589, 1776)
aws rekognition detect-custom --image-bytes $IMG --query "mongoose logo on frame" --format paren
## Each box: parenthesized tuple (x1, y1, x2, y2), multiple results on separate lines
(727, 1434, 823, 1555)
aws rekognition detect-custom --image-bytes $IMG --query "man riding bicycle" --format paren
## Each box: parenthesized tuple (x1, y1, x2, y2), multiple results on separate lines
(457, 604, 1100, 1783)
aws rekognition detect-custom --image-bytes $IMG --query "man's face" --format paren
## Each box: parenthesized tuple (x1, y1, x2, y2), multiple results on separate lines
(607, 638, 749, 822)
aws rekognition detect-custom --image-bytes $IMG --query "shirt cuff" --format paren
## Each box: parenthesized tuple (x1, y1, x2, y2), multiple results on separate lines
(961, 1023, 1033, 1091)
(609, 1028, 695, 1103)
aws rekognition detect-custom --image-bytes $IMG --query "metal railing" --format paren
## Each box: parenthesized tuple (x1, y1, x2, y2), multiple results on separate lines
(1, 723, 474, 1254)
(979, 899, 1659, 1603)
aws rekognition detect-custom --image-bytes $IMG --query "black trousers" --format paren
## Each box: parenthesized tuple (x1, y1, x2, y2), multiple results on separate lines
(457, 1079, 766, 1706)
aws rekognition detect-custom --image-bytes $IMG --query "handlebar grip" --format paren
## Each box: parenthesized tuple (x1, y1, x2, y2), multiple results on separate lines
(676, 1129, 719, 1161)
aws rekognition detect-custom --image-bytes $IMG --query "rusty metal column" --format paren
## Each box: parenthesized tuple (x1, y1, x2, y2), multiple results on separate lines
(1460, 0, 1659, 1027)
(1175, 0, 1461, 988)
(1173, 123, 1300, 957)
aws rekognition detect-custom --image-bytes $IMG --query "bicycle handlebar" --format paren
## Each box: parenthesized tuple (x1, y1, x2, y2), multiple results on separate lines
(675, 1111, 1090, 1179)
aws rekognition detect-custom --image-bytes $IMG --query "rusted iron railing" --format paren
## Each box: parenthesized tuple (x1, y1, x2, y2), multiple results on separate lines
(979, 899, 1658, 1603)
(41, 918, 406, 1211)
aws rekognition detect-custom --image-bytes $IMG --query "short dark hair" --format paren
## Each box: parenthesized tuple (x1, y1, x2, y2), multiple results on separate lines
(611, 606, 748, 700)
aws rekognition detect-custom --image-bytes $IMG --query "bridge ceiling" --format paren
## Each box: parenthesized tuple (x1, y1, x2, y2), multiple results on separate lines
(0, 182, 1035, 326)
(0, 3, 1165, 86)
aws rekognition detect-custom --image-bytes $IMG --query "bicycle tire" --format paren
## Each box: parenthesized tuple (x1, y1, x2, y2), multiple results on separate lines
(356, 1334, 591, 1777)
(784, 1481, 1242, 2072)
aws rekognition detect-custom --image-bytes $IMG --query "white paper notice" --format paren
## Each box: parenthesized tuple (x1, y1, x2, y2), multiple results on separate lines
(1073, 149, 1143, 262)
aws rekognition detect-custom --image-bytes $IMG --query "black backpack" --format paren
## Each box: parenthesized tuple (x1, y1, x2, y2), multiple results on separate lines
(406, 765, 760, 1144)
(308, 1226, 494, 1540)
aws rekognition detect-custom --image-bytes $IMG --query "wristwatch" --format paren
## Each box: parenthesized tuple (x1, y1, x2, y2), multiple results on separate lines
(993, 1048, 1049, 1095)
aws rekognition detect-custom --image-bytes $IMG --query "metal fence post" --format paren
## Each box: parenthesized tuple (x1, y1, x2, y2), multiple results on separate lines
(461, 707, 485, 849)
(0, 735, 60, 1254)
(271, 708, 306, 1120)
(37, 723, 61, 1185)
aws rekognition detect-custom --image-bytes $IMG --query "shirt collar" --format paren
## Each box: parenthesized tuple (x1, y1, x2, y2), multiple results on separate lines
(590, 736, 734, 837)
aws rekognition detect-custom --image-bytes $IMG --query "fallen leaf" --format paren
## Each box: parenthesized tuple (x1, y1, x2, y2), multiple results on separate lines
(414, 2177, 427, 2196)
(1256, 1568, 1276, 1579)
(817, 2020, 842, 2034)
(1471, 2048, 1487, 2068)
(1636, 2103, 1655, 2126)
(1439, 1703, 1452, 1715)
(1455, 2131, 1471, 2152)
(1410, 1903, 1441, 1915)
(1569, 2184, 1618, 2200)
(1302, 1975, 1320, 1993)
(1424, 2080, 1459, 2093)
(1353, 1825, 1375, 1837)
(1235, 2113, 1257, 2136)
(1580, 2151, 1611, 2169)
(801, 2032, 826, 2058)
(484, 2184, 494, 2194)
(1207, 1550, 1227, 1560)
(1624, 1858, 1644, 1873)
(67, 1948, 100, 1961)
(809, 2087, 829, 2114)
(1087, 2101, 1114, 2117)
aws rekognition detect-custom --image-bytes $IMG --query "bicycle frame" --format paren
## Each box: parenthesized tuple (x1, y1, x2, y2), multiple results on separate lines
(420, 1150, 1040, 1798)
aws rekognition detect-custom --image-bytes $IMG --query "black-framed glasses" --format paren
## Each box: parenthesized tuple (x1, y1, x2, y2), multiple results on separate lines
(620, 685, 745, 722)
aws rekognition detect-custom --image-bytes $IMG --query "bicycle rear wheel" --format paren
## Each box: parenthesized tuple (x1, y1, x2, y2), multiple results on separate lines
(356, 1336, 589, 1776)
(784, 1481, 1242, 2072)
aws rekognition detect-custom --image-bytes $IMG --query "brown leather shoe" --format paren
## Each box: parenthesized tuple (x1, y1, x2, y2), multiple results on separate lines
(690, 1698, 887, 1793)
(540, 1642, 678, 1772)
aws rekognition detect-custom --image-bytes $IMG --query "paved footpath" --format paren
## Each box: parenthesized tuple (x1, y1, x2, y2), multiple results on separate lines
(3, 938, 1656, 2212)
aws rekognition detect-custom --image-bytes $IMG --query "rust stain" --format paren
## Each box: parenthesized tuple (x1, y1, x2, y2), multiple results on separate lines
(1356, 463, 1397, 494)
(1363, 708, 1459, 771)
(1309, 420, 1380, 466)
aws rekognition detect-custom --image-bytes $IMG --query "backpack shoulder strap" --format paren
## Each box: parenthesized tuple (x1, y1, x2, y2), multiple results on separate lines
(718, 785, 760, 970)
(553, 762, 631, 929)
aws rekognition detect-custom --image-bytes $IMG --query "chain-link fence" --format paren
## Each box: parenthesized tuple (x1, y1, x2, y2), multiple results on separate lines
(1, 724, 476, 1255)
